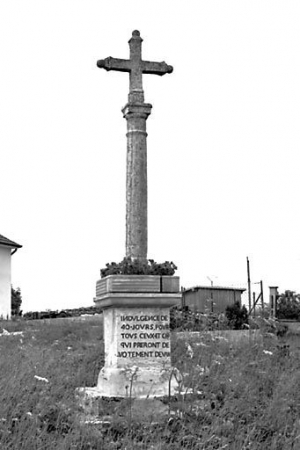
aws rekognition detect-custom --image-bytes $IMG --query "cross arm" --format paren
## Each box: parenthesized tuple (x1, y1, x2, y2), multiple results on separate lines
(142, 60, 173, 76)
(97, 57, 131, 73)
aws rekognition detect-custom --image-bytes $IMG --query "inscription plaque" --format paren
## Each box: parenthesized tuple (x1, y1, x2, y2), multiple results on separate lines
(103, 307, 173, 370)
(117, 313, 170, 360)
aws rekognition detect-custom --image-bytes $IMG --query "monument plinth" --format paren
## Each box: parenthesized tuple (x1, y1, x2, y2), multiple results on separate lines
(77, 31, 180, 416)
(92, 294, 181, 398)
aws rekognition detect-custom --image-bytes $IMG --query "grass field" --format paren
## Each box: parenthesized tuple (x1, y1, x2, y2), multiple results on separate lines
(0, 318, 299, 449)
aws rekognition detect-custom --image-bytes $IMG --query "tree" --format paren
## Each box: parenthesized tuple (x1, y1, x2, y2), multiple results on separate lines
(276, 290, 300, 320)
(11, 286, 22, 316)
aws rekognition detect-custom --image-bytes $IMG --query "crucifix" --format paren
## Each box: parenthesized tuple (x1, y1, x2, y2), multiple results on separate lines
(97, 30, 173, 260)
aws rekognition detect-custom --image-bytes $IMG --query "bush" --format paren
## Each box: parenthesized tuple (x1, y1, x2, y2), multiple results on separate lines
(100, 257, 177, 278)
(225, 301, 249, 330)
(170, 306, 229, 331)
(11, 286, 22, 316)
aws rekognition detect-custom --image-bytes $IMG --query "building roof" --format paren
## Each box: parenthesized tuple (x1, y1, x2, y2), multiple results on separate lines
(184, 285, 246, 293)
(0, 233, 22, 249)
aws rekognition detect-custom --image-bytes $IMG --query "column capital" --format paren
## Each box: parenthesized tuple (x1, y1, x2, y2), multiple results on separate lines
(122, 102, 152, 119)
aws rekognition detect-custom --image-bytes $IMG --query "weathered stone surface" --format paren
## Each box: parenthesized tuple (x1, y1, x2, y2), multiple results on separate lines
(97, 30, 173, 105)
(83, 301, 182, 398)
(96, 275, 180, 296)
(96, 275, 160, 296)
(123, 102, 151, 260)
(103, 306, 172, 369)
(95, 293, 181, 309)
(77, 291, 182, 402)
(75, 394, 171, 426)
(97, 30, 173, 260)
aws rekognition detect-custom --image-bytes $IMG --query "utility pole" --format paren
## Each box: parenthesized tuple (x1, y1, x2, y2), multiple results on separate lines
(207, 276, 218, 313)
(207, 276, 214, 313)
(253, 292, 256, 316)
(260, 280, 264, 311)
(247, 257, 251, 314)
(249, 280, 264, 316)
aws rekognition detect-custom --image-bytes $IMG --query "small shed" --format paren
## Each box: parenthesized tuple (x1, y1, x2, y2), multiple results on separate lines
(182, 285, 246, 314)
(0, 234, 22, 319)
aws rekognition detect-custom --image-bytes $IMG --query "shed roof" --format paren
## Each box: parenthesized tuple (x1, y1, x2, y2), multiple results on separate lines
(184, 285, 246, 293)
(0, 233, 22, 249)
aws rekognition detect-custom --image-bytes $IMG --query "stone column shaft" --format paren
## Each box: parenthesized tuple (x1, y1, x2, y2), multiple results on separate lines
(122, 103, 152, 260)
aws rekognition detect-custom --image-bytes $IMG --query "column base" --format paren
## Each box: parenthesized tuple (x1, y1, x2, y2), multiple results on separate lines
(76, 366, 183, 423)
(78, 365, 182, 400)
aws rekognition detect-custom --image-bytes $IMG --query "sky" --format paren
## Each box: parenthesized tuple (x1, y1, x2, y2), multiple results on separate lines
(1, 1, 300, 313)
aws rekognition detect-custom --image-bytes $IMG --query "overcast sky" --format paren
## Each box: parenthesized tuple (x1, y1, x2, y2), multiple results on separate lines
(1, 1, 300, 312)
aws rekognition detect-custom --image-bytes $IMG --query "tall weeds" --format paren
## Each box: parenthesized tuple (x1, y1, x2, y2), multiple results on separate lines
(0, 318, 299, 449)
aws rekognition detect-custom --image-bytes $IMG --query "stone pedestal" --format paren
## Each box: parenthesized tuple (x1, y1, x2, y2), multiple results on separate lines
(77, 283, 182, 405)
(96, 301, 180, 397)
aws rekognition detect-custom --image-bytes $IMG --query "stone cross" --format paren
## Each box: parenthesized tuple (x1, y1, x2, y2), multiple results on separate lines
(97, 30, 173, 260)
(76, 31, 181, 406)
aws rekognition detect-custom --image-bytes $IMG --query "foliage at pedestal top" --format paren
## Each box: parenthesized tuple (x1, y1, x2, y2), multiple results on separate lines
(100, 257, 177, 278)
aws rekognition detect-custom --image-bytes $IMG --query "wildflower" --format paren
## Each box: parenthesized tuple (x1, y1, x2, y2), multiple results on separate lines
(173, 368, 183, 384)
(34, 375, 49, 383)
(263, 350, 273, 355)
(130, 365, 138, 375)
(183, 388, 194, 395)
(84, 418, 104, 425)
(186, 343, 194, 358)
(0, 329, 23, 337)
(215, 336, 228, 342)
(196, 365, 210, 375)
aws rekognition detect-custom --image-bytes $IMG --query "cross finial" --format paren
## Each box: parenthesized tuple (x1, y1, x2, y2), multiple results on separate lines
(97, 30, 173, 104)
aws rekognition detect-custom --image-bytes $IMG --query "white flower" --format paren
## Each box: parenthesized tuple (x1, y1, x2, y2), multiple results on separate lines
(34, 375, 49, 383)
(263, 350, 273, 355)
(186, 343, 194, 358)
(0, 329, 23, 337)
(215, 336, 228, 342)
(196, 365, 210, 375)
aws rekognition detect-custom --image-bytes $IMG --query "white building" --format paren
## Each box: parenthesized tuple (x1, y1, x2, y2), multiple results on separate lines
(0, 234, 22, 319)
